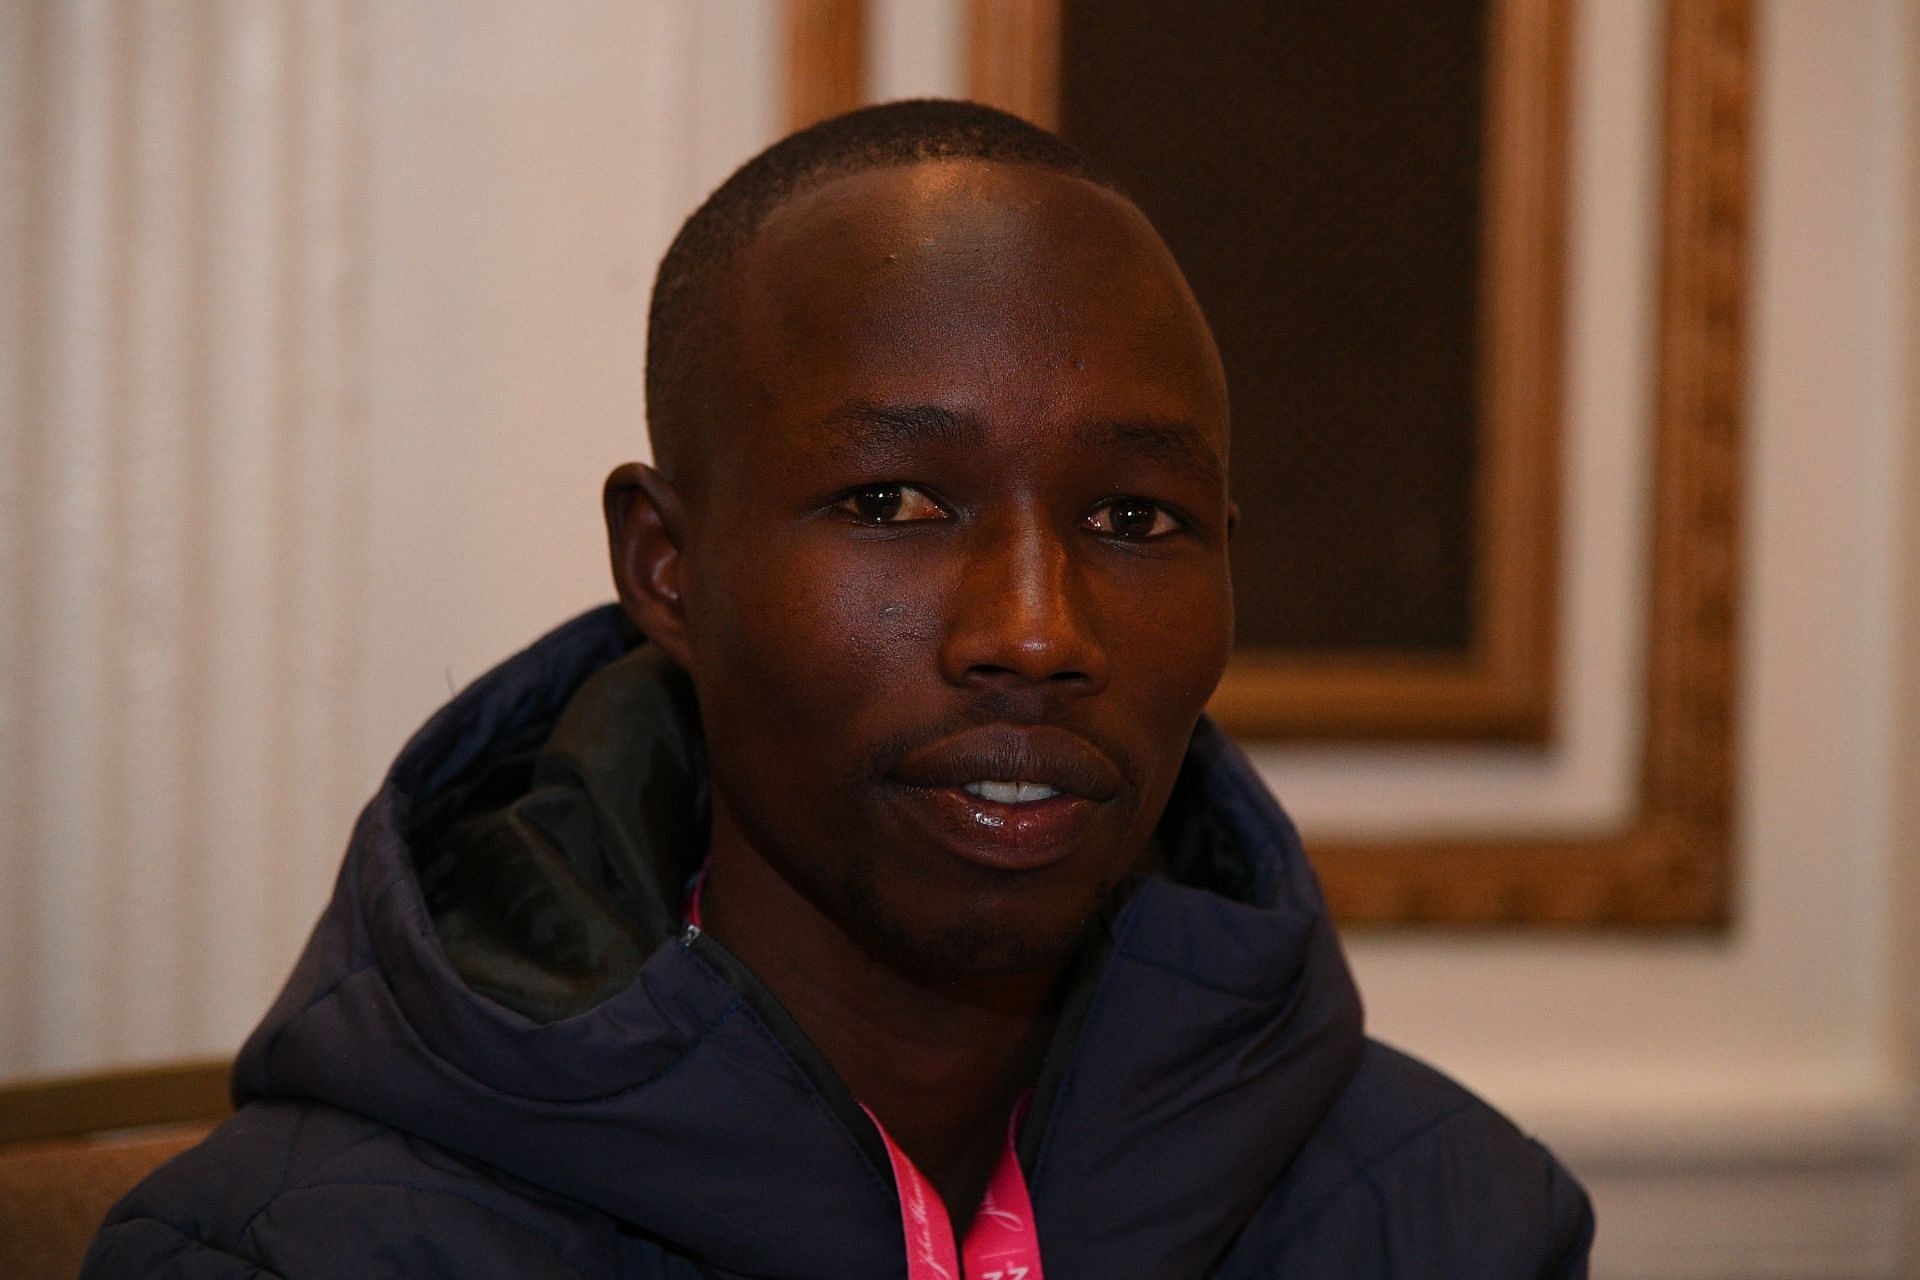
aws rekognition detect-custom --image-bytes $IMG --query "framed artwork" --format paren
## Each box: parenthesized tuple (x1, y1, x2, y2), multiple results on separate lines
(785, 0, 1751, 926)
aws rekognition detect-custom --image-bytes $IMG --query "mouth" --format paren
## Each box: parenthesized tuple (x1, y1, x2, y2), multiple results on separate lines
(892, 723, 1123, 800)
(960, 780, 1063, 804)
(890, 725, 1126, 871)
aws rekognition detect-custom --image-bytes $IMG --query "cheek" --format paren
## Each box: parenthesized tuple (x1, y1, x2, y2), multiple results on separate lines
(1098, 569, 1232, 831)
(1103, 567, 1234, 712)
(689, 539, 943, 741)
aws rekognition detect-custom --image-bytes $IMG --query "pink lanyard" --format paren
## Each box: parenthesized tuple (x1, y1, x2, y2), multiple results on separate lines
(864, 1099, 1045, 1280)
(686, 878, 1046, 1279)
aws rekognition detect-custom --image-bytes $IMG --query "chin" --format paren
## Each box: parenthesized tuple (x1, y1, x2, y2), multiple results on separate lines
(841, 863, 1125, 981)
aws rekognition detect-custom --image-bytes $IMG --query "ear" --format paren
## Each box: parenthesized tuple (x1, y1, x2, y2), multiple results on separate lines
(604, 462, 696, 671)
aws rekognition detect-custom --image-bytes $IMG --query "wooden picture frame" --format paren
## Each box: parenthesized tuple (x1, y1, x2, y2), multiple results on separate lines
(785, 0, 1750, 925)
(1304, 0, 1748, 927)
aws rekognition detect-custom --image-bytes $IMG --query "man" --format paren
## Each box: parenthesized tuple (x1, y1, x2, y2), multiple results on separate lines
(86, 100, 1591, 1278)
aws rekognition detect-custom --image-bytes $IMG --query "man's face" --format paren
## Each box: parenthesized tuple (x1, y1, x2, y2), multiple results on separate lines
(673, 160, 1233, 976)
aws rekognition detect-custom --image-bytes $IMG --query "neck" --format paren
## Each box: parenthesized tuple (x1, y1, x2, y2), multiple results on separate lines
(699, 824, 1062, 1224)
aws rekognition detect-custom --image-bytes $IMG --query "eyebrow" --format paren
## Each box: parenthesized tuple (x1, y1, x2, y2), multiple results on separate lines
(813, 401, 986, 457)
(1073, 417, 1226, 489)
(810, 400, 1225, 488)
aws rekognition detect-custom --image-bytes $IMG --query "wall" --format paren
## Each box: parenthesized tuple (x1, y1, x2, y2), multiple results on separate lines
(3, 0, 375, 1078)
(1, 0, 779, 1073)
(2, 3, 1913, 1277)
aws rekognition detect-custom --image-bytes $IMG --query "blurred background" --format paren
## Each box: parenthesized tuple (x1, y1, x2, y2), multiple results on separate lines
(2, 1, 1917, 1276)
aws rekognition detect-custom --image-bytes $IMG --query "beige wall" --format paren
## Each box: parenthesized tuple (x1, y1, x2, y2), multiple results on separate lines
(3, 3, 1915, 1277)
(1, 0, 780, 1074)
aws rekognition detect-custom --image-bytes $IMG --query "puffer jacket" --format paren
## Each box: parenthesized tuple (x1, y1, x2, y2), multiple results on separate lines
(83, 606, 1593, 1278)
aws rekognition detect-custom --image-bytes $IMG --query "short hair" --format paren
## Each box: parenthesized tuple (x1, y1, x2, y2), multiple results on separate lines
(644, 99, 1114, 491)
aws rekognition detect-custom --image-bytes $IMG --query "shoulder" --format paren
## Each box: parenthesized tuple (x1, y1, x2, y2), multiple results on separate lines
(1218, 1041, 1594, 1279)
(82, 1100, 618, 1280)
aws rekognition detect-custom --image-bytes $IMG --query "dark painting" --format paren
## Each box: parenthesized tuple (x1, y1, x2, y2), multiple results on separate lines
(1059, 2, 1490, 654)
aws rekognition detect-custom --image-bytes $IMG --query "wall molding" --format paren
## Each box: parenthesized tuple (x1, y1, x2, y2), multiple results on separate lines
(1533, 1084, 1909, 1278)
(1585, 1159, 1904, 1280)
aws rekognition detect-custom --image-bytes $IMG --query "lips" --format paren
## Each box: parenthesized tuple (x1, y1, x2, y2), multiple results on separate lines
(891, 724, 1124, 801)
(889, 725, 1125, 871)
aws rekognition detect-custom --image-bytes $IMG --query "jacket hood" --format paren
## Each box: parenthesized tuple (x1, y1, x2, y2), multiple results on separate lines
(235, 606, 1365, 1279)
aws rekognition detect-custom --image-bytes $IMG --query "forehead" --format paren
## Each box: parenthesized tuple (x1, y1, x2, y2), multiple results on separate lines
(719, 159, 1228, 461)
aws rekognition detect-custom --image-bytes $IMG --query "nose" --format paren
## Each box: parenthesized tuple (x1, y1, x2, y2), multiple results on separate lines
(938, 516, 1109, 693)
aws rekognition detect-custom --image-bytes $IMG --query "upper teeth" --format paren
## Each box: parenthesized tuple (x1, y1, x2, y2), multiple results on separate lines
(962, 780, 1061, 804)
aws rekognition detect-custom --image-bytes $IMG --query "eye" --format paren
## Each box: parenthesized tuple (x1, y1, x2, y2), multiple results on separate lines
(836, 483, 947, 525)
(1086, 497, 1180, 540)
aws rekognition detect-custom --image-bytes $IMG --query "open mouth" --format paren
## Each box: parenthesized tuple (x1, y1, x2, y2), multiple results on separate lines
(892, 723, 1123, 803)
(888, 724, 1126, 870)
(960, 780, 1062, 804)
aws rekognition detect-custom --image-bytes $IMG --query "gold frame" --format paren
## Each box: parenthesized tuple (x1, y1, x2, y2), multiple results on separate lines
(1314, 0, 1749, 926)
(787, 0, 1750, 924)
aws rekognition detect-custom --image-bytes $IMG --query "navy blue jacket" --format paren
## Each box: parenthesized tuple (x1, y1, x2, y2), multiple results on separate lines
(84, 607, 1592, 1278)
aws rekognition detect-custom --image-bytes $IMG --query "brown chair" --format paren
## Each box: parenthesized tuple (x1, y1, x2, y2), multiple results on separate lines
(0, 1062, 231, 1280)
